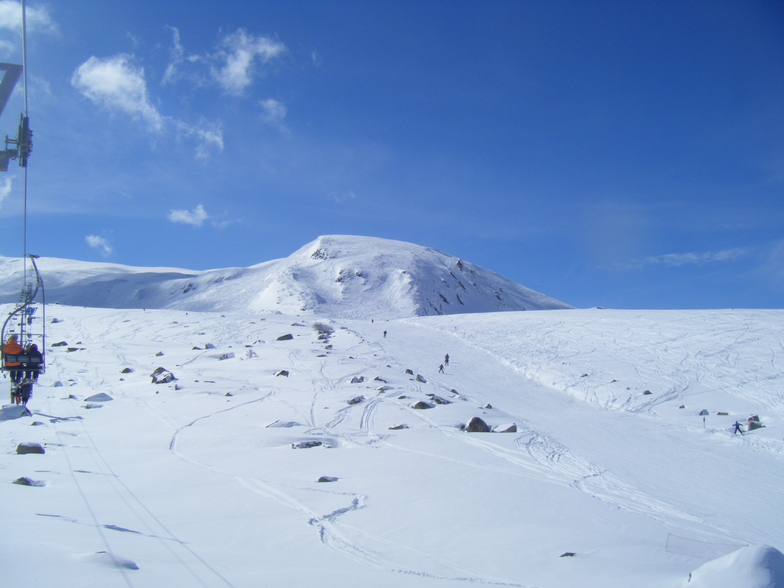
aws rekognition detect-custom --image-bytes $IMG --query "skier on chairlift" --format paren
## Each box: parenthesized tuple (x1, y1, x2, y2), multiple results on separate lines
(23, 343, 42, 381)
(3, 334, 24, 384)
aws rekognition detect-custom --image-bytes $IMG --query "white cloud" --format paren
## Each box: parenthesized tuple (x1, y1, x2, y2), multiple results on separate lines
(168, 204, 209, 227)
(72, 54, 223, 158)
(0, 176, 11, 207)
(642, 248, 750, 267)
(71, 54, 164, 132)
(0, 1, 57, 35)
(211, 29, 286, 96)
(86, 235, 113, 257)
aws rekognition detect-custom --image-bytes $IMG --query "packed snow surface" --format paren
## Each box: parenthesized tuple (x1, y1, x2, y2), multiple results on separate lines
(1, 306, 782, 587)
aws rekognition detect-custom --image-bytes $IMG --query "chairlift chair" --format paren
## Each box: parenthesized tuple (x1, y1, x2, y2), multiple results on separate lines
(2, 255, 46, 402)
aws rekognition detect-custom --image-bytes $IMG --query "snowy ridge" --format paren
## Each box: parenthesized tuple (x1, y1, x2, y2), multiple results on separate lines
(0, 235, 570, 318)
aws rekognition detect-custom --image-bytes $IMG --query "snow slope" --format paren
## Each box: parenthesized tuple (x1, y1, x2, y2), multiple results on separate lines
(0, 236, 571, 318)
(1, 304, 782, 587)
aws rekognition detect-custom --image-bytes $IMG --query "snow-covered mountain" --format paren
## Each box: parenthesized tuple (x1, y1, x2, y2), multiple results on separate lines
(0, 235, 571, 318)
(0, 235, 782, 587)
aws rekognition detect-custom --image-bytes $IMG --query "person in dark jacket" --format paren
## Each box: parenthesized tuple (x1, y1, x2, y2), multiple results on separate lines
(23, 343, 42, 381)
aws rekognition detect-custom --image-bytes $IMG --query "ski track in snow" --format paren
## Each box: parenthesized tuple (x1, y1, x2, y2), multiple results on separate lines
(5, 305, 783, 587)
(106, 316, 534, 586)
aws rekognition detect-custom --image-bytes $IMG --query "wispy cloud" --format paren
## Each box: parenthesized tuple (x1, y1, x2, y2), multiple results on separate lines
(0, 1, 58, 36)
(758, 239, 784, 281)
(71, 54, 223, 158)
(641, 247, 751, 267)
(259, 98, 287, 130)
(211, 29, 286, 96)
(331, 190, 357, 204)
(163, 27, 286, 96)
(161, 26, 189, 86)
(85, 235, 113, 257)
(0, 176, 11, 207)
(175, 118, 224, 159)
(0, 0, 58, 57)
(168, 204, 208, 227)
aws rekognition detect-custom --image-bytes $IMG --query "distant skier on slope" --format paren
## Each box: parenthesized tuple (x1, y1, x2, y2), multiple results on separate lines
(732, 421, 744, 435)
(438, 364, 444, 373)
(444, 354, 449, 366)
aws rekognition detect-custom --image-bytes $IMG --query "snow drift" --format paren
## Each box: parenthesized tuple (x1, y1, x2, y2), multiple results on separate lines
(685, 545, 784, 588)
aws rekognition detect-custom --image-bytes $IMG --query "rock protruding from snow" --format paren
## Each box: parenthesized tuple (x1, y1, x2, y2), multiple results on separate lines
(1, 405, 31, 421)
(16, 442, 45, 454)
(151, 367, 176, 384)
(85, 393, 113, 402)
(465, 417, 490, 432)
(13, 476, 45, 486)
(686, 545, 784, 588)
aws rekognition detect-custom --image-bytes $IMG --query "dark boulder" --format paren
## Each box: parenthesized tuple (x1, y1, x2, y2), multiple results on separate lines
(466, 417, 490, 433)
(151, 367, 176, 384)
(13, 477, 44, 486)
(16, 442, 45, 454)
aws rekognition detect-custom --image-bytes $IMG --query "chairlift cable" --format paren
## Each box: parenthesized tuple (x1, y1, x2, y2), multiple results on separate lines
(21, 0, 28, 283)
(2, 0, 44, 400)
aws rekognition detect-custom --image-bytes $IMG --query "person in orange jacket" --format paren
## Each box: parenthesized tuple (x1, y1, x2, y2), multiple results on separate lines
(3, 334, 24, 384)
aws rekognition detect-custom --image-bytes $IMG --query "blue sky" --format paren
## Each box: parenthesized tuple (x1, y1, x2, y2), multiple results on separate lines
(0, 0, 781, 309)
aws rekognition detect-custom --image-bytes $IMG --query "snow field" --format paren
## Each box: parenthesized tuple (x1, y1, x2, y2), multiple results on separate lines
(1, 305, 782, 587)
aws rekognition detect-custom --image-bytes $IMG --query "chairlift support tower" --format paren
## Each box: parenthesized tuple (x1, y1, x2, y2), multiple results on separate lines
(0, 0, 46, 385)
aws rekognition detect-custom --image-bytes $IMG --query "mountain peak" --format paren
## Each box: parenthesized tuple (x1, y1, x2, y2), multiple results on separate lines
(0, 235, 571, 318)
